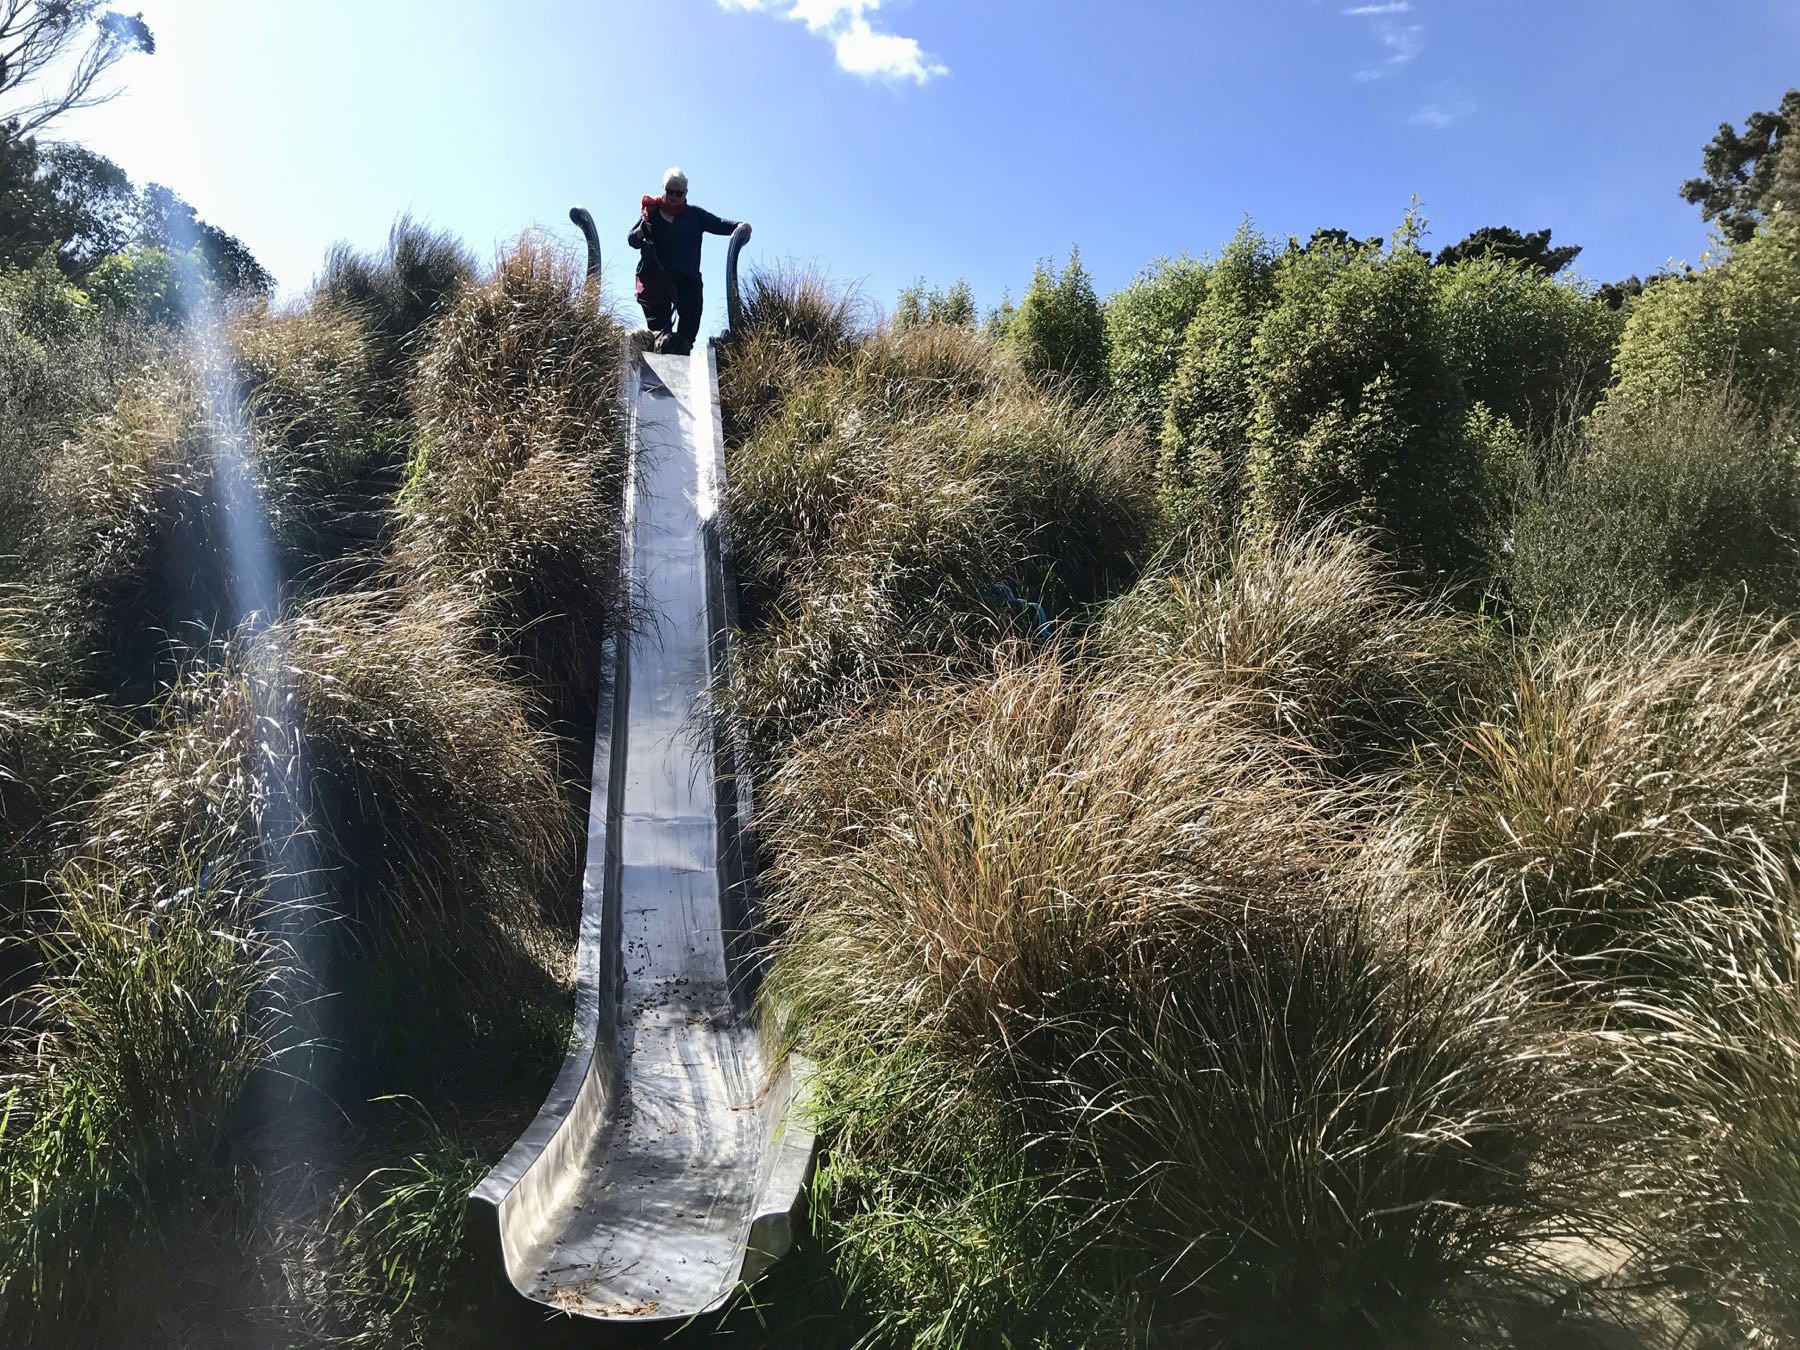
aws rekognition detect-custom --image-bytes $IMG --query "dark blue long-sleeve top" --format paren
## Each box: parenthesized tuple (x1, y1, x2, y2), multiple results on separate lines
(627, 205, 739, 281)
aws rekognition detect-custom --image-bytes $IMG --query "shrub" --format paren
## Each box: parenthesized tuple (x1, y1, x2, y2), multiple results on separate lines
(1103, 253, 1209, 432)
(762, 654, 1603, 1346)
(1003, 246, 1106, 398)
(1433, 255, 1623, 435)
(1601, 216, 1800, 419)
(226, 302, 401, 577)
(1245, 220, 1493, 579)
(892, 277, 976, 331)
(0, 589, 107, 954)
(0, 251, 91, 342)
(1508, 387, 1800, 623)
(85, 245, 214, 327)
(1159, 224, 1278, 525)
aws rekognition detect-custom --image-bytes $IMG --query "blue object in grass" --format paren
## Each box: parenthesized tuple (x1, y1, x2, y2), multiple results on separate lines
(986, 581, 1051, 644)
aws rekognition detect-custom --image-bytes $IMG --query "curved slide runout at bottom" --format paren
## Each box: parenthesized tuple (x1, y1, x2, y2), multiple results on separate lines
(466, 343, 815, 1323)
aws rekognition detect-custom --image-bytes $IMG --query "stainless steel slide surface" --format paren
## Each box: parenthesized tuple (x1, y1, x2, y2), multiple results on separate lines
(466, 343, 814, 1323)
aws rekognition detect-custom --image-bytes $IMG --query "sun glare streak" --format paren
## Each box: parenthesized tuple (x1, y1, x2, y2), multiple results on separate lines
(165, 215, 338, 1191)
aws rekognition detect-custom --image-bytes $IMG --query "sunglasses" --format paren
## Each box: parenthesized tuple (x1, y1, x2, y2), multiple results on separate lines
(665, 187, 688, 197)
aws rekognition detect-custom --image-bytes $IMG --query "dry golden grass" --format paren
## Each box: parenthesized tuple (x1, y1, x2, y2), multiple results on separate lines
(761, 649, 1609, 1346)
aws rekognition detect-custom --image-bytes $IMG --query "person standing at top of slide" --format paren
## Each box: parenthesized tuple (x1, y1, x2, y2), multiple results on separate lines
(627, 167, 748, 356)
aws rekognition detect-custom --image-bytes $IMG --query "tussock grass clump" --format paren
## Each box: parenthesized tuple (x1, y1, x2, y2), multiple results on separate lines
(41, 360, 303, 701)
(762, 654, 1601, 1347)
(1611, 883, 1800, 1347)
(83, 590, 572, 1085)
(315, 215, 476, 369)
(0, 296, 159, 574)
(394, 238, 625, 716)
(1424, 609, 1800, 974)
(0, 847, 282, 1340)
(43, 308, 412, 703)
(0, 588, 113, 1011)
(719, 265, 869, 444)
(321, 1111, 496, 1347)
(726, 313, 1154, 766)
(1100, 521, 1490, 774)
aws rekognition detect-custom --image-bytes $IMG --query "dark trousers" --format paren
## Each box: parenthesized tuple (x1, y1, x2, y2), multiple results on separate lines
(642, 271, 703, 354)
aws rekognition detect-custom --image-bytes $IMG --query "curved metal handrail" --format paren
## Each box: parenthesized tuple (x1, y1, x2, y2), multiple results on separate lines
(569, 206, 601, 281)
(725, 222, 751, 335)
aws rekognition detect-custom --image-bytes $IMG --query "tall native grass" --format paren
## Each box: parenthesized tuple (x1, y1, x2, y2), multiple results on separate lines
(1422, 608, 1800, 977)
(721, 287, 1154, 769)
(760, 648, 1609, 1347)
(393, 236, 626, 722)
(1608, 873, 1800, 1347)
(0, 231, 624, 1344)
(1098, 521, 1491, 775)
(718, 263, 870, 445)
(315, 215, 476, 387)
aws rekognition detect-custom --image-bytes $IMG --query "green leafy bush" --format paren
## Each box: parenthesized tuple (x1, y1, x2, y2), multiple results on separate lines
(1245, 221, 1493, 578)
(1158, 225, 1278, 526)
(1103, 253, 1209, 432)
(0, 251, 92, 342)
(893, 276, 975, 331)
(85, 245, 214, 327)
(1003, 246, 1106, 397)
(1433, 254, 1622, 435)
(1602, 217, 1800, 418)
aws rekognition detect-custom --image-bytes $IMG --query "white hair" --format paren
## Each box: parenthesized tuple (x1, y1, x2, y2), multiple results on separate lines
(663, 166, 688, 193)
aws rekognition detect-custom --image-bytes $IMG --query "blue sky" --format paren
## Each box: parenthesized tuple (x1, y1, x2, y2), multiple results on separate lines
(45, 0, 1800, 326)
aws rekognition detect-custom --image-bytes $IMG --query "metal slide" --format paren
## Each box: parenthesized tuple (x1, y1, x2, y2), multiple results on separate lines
(466, 231, 813, 1321)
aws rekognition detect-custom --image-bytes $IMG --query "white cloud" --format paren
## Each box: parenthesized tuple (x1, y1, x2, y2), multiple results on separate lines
(1344, 1, 1423, 80)
(1410, 91, 1474, 129)
(834, 18, 949, 82)
(717, 0, 948, 84)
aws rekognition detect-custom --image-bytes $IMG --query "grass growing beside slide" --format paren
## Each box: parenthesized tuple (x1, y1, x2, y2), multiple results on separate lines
(0, 229, 627, 1345)
(722, 265, 1800, 1347)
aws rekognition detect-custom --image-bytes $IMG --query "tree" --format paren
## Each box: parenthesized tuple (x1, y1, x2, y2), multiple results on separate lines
(1681, 88, 1800, 245)
(1005, 246, 1105, 396)
(1433, 226, 1581, 276)
(1, 139, 270, 292)
(1297, 227, 1384, 255)
(0, 2, 154, 142)
(138, 182, 272, 293)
